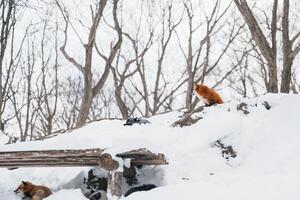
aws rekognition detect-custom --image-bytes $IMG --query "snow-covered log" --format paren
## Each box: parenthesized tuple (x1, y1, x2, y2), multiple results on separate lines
(0, 148, 168, 168)
(116, 148, 168, 165)
(0, 148, 104, 168)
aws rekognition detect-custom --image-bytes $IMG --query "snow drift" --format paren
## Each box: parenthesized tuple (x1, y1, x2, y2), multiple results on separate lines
(0, 94, 299, 200)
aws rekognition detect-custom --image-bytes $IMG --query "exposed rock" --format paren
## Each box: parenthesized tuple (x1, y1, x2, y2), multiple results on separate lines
(84, 169, 108, 200)
(236, 102, 250, 115)
(214, 140, 237, 162)
(124, 184, 157, 197)
(262, 101, 271, 110)
(172, 106, 204, 127)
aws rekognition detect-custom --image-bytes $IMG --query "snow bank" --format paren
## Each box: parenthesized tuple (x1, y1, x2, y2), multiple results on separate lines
(0, 94, 299, 200)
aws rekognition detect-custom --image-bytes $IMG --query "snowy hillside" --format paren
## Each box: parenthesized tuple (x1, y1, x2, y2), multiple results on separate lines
(0, 94, 300, 200)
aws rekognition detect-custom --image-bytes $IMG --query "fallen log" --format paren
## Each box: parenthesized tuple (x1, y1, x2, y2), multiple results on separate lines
(0, 148, 168, 168)
(0, 148, 104, 168)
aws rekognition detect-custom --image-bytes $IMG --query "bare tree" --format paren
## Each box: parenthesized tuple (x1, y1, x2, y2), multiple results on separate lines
(233, 0, 278, 93)
(176, 1, 245, 110)
(151, 3, 182, 115)
(57, 0, 122, 127)
(280, 0, 300, 92)
(10, 38, 39, 141)
(35, 21, 59, 136)
(58, 76, 82, 130)
(177, 0, 234, 111)
(0, 0, 18, 131)
(90, 89, 115, 120)
(125, 1, 186, 116)
(109, 28, 153, 119)
(234, 0, 300, 93)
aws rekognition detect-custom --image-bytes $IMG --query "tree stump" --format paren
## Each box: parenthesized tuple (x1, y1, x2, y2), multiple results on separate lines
(108, 171, 123, 198)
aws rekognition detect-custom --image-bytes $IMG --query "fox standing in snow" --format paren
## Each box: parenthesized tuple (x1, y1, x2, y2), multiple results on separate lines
(193, 84, 223, 106)
(14, 181, 52, 200)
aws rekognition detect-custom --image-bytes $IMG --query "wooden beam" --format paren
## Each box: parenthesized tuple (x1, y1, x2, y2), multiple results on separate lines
(116, 149, 168, 166)
(0, 148, 104, 168)
(131, 159, 168, 166)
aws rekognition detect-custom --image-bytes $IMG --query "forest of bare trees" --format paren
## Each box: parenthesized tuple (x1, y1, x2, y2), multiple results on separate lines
(0, 0, 299, 141)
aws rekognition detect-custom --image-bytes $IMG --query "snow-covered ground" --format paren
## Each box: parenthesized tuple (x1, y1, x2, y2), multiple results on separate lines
(0, 94, 300, 200)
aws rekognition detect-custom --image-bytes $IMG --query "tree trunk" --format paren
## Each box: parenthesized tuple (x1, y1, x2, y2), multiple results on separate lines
(185, 23, 193, 111)
(76, 64, 93, 127)
(139, 66, 150, 117)
(108, 171, 123, 198)
(281, 0, 292, 93)
(115, 85, 129, 120)
(233, 0, 278, 93)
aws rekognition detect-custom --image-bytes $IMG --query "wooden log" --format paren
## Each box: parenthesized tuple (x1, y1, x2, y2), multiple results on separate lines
(0, 148, 104, 168)
(0, 148, 104, 158)
(0, 148, 168, 168)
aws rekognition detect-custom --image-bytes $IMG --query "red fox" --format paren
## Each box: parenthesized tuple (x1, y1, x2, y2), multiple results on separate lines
(14, 181, 52, 200)
(193, 84, 223, 106)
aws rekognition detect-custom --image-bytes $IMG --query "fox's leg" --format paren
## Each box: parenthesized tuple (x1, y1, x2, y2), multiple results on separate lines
(205, 100, 216, 107)
(203, 98, 211, 106)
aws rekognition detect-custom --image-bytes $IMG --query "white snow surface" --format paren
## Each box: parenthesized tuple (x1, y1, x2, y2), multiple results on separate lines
(1, 94, 300, 200)
(45, 189, 88, 200)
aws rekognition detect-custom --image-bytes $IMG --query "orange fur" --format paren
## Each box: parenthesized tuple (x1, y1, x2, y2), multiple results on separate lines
(15, 181, 52, 200)
(193, 84, 223, 105)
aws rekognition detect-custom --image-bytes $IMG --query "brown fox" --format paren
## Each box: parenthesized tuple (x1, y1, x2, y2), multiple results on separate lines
(14, 181, 52, 200)
(193, 84, 223, 106)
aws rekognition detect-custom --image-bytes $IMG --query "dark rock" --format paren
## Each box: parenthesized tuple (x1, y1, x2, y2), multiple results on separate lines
(262, 101, 271, 110)
(124, 117, 150, 126)
(172, 106, 204, 127)
(214, 140, 237, 162)
(124, 184, 157, 197)
(84, 169, 108, 200)
(236, 102, 250, 115)
(172, 116, 202, 127)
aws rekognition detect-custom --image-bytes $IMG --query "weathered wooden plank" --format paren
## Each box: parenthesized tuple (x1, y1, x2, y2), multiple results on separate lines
(0, 148, 104, 156)
(0, 148, 104, 168)
(116, 149, 168, 166)
(0, 163, 100, 168)
(116, 148, 156, 159)
(131, 159, 168, 166)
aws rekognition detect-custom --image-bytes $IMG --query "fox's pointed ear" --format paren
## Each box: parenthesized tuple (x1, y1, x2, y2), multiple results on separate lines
(22, 181, 27, 185)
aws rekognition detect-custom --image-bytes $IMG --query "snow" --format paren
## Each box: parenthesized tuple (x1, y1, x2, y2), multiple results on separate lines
(46, 189, 88, 200)
(0, 94, 300, 200)
(0, 133, 8, 145)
